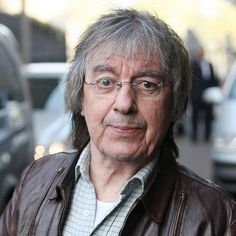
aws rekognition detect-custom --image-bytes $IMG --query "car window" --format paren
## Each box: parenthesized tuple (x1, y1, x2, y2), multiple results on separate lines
(24, 63, 68, 109)
(229, 78, 236, 100)
(0, 38, 24, 103)
(44, 82, 65, 111)
(27, 77, 61, 108)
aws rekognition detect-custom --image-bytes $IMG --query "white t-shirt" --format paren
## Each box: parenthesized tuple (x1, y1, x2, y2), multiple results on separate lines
(93, 200, 118, 228)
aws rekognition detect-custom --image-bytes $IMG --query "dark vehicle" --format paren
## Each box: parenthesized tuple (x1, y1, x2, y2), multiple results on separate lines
(0, 24, 34, 213)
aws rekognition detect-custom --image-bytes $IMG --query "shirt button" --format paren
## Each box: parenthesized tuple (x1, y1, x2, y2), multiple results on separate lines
(84, 210, 90, 216)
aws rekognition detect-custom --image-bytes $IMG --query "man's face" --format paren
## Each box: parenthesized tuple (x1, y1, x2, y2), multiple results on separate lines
(81, 53, 172, 163)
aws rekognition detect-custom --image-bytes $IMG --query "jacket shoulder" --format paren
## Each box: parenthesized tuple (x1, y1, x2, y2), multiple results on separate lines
(0, 150, 79, 235)
(23, 150, 79, 184)
(35, 150, 79, 163)
(177, 162, 235, 201)
(32, 150, 79, 168)
(176, 162, 236, 234)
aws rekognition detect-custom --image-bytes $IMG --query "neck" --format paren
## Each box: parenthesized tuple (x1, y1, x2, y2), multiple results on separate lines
(89, 150, 144, 202)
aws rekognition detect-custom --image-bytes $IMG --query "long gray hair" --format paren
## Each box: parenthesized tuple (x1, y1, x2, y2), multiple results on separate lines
(65, 9, 191, 157)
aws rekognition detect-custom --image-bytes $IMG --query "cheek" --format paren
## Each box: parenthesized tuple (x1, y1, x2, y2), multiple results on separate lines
(144, 97, 172, 141)
(83, 101, 101, 126)
(83, 104, 104, 142)
(147, 109, 168, 136)
(82, 92, 111, 130)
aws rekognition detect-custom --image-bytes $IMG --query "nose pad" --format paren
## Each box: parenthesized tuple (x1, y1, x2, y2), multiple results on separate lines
(116, 81, 135, 98)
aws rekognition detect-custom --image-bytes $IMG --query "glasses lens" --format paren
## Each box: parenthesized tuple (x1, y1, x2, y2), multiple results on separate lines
(94, 78, 115, 94)
(135, 81, 162, 97)
(86, 79, 168, 97)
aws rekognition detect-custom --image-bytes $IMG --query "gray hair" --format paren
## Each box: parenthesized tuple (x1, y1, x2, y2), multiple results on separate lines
(65, 9, 191, 156)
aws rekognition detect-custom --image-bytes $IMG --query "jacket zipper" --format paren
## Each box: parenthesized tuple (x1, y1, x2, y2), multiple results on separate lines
(27, 168, 64, 236)
(170, 192, 187, 236)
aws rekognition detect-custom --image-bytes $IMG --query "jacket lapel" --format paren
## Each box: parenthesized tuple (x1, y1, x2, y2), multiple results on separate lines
(140, 149, 178, 223)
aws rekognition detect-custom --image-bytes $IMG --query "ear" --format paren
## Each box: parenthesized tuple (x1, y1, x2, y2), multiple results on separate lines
(80, 94, 84, 116)
(81, 109, 84, 116)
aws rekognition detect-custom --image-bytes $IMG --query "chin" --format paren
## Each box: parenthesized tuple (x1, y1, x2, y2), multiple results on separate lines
(96, 138, 156, 163)
(100, 146, 147, 163)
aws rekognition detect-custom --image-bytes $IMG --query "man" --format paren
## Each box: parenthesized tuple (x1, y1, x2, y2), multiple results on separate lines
(190, 46, 219, 142)
(0, 9, 235, 236)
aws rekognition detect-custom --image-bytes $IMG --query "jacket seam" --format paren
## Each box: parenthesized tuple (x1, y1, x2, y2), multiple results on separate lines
(16, 161, 38, 235)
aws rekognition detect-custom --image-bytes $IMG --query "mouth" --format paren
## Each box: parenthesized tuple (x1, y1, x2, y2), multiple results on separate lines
(108, 125, 144, 136)
(104, 117, 147, 136)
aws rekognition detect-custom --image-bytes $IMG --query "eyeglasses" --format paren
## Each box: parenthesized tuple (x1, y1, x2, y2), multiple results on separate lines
(84, 77, 171, 97)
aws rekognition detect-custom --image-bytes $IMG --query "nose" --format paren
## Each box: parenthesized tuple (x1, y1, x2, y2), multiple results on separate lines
(112, 82, 137, 114)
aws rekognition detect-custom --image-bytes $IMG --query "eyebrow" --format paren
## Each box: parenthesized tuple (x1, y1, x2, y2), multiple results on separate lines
(132, 71, 166, 80)
(92, 65, 166, 80)
(92, 65, 116, 74)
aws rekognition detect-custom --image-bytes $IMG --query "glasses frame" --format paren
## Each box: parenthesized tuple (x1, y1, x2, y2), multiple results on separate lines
(84, 78, 171, 97)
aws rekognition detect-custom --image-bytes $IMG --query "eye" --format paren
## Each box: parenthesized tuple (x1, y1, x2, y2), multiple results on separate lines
(137, 80, 159, 90)
(96, 78, 114, 88)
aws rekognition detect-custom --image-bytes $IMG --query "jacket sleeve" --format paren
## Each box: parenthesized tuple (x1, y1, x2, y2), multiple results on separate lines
(0, 161, 35, 236)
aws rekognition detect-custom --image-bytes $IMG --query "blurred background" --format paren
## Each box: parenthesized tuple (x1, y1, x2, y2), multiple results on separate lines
(1, 0, 236, 73)
(1, 0, 236, 212)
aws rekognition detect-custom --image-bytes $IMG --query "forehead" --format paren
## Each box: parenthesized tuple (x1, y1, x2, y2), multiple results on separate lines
(86, 49, 162, 73)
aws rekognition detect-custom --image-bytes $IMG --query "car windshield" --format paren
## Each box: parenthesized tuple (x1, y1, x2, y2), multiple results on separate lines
(229, 78, 236, 100)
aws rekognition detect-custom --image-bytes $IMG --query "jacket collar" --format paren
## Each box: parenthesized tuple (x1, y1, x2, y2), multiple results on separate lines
(50, 143, 178, 225)
(60, 142, 90, 188)
(140, 147, 178, 224)
(49, 147, 85, 201)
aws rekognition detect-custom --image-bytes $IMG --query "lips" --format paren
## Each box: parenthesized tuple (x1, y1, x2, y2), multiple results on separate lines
(104, 116, 147, 136)
(104, 117, 146, 127)
(108, 125, 144, 136)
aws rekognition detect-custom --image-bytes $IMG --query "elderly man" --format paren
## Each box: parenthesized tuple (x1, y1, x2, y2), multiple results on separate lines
(1, 9, 235, 236)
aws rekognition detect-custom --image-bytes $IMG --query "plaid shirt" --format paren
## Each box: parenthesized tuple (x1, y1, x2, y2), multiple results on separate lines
(63, 144, 158, 236)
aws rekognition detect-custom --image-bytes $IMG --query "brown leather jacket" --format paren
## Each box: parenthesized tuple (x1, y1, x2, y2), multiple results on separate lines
(1, 147, 236, 236)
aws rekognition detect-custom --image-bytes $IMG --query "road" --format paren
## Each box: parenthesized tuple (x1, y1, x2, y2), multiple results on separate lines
(176, 135, 213, 181)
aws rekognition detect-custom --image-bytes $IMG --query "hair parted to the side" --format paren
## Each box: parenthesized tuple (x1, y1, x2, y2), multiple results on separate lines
(65, 9, 191, 158)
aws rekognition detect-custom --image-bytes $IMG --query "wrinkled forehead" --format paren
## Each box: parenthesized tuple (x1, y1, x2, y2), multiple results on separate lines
(85, 40, 162, 72)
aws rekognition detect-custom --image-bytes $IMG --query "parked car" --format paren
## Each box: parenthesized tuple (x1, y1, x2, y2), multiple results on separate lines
(0, 24, 34, 213)
(23, 62, 69, 108)
(23, 62, 71, 159)
(204, 60, 236, 194)
(33, 83, 71, 160)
